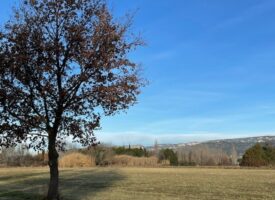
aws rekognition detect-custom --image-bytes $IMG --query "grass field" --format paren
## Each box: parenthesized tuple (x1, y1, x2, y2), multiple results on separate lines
(0, 167, 275, 200)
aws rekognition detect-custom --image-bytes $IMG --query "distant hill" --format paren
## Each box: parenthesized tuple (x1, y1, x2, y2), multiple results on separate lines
(150, 136, 275, 157)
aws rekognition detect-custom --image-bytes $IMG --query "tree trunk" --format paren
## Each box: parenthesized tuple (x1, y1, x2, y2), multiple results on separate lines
(47, 134, 59, 200)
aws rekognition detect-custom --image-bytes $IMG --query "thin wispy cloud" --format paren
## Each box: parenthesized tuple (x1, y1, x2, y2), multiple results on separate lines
(150, 50, 177, 61)
(142, 89, 226, 107)
(96, 130, 275, 146)
(213, 1, 275, 30)
(136, 117, 225, 133)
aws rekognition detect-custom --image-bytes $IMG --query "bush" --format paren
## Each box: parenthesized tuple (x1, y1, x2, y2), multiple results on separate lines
(113, 146, 148, 157)
(159, 149, 178, 166)
(81, 145, 115, 166)
(240, 143, 275, 167)
(178, 161, 196, 166)
(59, 152, 95, 168)
(112, 155, 158, 167)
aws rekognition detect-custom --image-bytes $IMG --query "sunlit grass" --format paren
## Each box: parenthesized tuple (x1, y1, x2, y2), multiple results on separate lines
(0, 167, 274, 199)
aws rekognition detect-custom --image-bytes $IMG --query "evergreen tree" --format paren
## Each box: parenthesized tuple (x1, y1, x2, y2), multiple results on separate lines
(240, 144, 268, 167)
(159, 149, 178, 166)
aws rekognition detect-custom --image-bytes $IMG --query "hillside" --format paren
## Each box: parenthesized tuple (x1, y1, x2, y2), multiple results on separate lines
(153, 136, 275, 157)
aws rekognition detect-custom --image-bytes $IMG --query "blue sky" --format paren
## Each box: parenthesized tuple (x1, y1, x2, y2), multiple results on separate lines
(2, 0, 275, 145)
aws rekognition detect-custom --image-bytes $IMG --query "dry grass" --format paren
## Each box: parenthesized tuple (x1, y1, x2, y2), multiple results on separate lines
(112, 155, 159, 167)
(59, 153, 95, 168)
(0, 167, 275, 199)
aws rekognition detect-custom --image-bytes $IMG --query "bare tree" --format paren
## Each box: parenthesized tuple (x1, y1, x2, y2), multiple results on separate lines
(0, 0, 144, 199)
(153, 139, 159, 157)
(230, 144, 238, 165)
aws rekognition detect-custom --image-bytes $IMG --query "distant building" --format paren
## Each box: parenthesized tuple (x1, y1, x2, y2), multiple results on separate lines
(123, 144, 145, 149)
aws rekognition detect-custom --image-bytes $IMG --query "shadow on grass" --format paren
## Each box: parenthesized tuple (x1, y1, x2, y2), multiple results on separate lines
(0, 168, 125, 200)
(0, 171, 49, 182)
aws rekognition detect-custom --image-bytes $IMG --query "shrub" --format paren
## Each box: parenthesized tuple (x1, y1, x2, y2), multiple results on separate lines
(112, 155, 158, 167)
(81, 145, 115, 166)
(113, 146, 148, 157)
(159, 149, 178, 166)
(240, 143, 270, 167)
(59, 152, 95, 168)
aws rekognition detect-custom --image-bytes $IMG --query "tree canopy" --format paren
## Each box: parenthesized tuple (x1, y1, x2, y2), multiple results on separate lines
(0, 0, 144, 151)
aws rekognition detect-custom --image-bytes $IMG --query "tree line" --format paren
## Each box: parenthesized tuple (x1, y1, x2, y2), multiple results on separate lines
(1, 143, 274, 167)
(0, 144, 237, 167)
(0, 145, 47, 167)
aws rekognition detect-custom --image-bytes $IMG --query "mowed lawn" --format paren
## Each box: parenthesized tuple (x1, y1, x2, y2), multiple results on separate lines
(0, 167, 275, 200)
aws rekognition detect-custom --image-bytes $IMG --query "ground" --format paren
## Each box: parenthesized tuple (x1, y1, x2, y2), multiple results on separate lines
(0, 167, 274, 200)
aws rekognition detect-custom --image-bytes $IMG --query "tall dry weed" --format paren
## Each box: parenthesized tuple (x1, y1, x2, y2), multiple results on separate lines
(59, 152, 95, 168)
